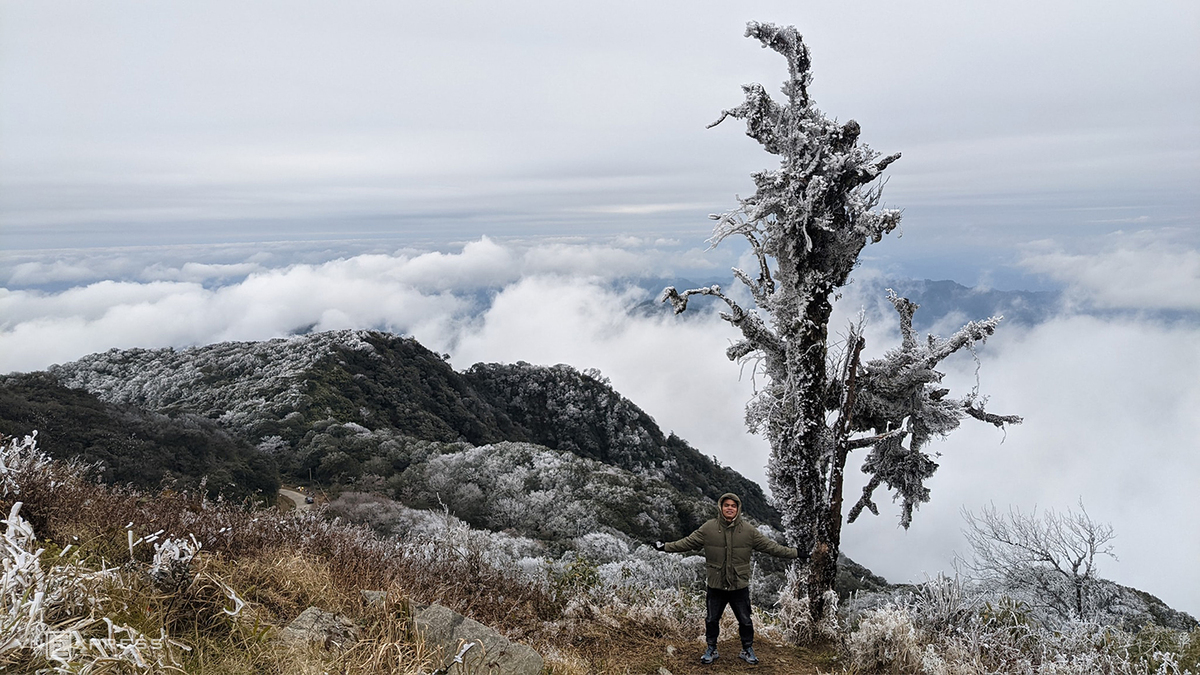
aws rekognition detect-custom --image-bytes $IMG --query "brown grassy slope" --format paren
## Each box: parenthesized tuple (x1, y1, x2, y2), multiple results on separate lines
(2, 437, 837, 674)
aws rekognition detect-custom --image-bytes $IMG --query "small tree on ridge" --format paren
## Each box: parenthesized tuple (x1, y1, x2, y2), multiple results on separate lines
(962, 502, 1118, 626)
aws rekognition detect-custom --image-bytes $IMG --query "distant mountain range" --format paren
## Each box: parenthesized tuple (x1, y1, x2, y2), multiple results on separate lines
(631, 276, 1061, 331)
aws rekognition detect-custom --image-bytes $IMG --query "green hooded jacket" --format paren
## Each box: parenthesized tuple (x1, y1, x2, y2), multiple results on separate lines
(663, 492, 800, 590)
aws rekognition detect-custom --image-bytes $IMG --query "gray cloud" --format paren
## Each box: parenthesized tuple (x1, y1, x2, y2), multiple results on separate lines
(1021, 234, 1200, 312)
(3, 1, 1196, 288)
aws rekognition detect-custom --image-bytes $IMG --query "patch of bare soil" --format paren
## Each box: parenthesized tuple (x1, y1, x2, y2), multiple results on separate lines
(582, 637, 841, 675)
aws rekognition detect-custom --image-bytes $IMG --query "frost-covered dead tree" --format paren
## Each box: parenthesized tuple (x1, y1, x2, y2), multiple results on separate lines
(962, 502, 1118, 625)
(662, 22, 1020, 628)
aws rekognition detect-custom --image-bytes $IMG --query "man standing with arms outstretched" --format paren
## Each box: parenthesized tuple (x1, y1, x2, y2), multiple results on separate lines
(657, 492, 803, 665)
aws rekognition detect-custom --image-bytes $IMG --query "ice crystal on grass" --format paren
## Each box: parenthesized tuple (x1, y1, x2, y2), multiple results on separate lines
(148, 534, 201, 591)
(847, 605, 924, 674)
(0, 432, 50, 497)
(1, 498, 186, 672)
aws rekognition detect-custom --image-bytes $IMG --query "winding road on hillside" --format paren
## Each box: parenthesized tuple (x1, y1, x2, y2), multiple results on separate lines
(279, 488, 312, 511)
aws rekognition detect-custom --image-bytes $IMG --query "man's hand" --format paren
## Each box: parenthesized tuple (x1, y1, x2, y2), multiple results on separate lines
(654, 541, 665, 552)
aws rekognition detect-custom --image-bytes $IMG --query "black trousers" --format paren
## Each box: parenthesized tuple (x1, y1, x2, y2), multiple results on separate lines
(705, 586, 753, 648)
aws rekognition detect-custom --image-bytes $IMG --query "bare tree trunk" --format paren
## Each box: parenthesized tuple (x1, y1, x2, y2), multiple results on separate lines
(769, 288, 840, 623)
(808, 334, 865, 620)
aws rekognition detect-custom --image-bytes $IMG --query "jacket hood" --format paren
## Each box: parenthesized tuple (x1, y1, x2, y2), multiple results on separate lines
(718, 492, 742, 524)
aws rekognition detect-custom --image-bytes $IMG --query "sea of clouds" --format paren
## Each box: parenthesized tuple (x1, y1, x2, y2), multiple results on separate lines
(2, 234, 1198, 618)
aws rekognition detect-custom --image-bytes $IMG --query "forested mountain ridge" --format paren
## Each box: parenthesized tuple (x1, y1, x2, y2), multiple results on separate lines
(37, 329, 778, 530)
(0, 372, 279, 501)
(462, 361, 777, 525)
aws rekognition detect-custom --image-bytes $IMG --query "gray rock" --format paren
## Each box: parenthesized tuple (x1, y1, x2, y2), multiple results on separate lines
(279, 606, 360, 650)
(360, 589, 388, 608)
(412, 603, 543, 675)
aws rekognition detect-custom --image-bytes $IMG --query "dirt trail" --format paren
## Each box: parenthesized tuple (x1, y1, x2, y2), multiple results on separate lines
(595, 638, 838, 674)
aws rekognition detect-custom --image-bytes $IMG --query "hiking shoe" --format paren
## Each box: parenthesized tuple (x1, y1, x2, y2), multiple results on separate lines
(738, 646, 759, 665)
(700, 645, 718, 664)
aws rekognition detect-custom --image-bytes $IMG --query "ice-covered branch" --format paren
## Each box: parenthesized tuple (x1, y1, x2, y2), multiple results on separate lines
(923, 317, 1002, 368)
(847, 476, 882, 523)
(963, 402, 1023, 428)
(733, 268, 773, 311)
(744, 21, 811, 107)
(660, 284, 729, 316)
(844, 428, 906, 451)
(660, 285, 784, 364)
(886, 290, 918, 350)
(708, 82, 786, 154)
(846, 294, 1021, 530)
(851, 151, 901, 188)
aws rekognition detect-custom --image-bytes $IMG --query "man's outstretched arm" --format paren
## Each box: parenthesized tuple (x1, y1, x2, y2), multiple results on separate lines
(660, 527, 707, 553)
(751, 528, 803, 559)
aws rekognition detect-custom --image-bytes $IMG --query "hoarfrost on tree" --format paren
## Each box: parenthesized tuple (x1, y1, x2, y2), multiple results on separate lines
(662, 21, 1020, 629)
(961, 501, 1121, 627)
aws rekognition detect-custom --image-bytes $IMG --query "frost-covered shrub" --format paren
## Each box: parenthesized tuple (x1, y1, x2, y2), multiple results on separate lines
(328, 492, 546, 572)
(905, 573, 979, 633)
(396, 441, 697, 541)
(776, 566, 839, 643)
(846, 601, 1200, 675)
(0, 432, 52, 497)
(595, 545, 704, 591)
(847, 605, 925, 673)
(148, 534, 201, 591)
(573, 531, 630, 564)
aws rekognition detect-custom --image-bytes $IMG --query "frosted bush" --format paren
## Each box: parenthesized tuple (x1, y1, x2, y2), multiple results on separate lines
(905, 572, 979, 632)
(857, 601, 1200, 675)
(847, 605, 925, 674)
(1, 433, 52, 497)
(148, 534, 201, 591)
(573, 532, 630, 564)
(596, 546, 702, 591)
(775, 565, 839, 643)
(516, 556, 546, 581)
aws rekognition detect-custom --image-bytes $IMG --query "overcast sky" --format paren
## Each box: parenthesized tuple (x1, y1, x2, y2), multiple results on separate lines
(2, 1, 1198, 616)
(4, 0, 1197, 287)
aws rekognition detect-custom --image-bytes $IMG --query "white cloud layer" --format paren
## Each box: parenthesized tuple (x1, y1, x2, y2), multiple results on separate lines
(1, 238, 1198, 618)
(837, 314, 1200, 618)
(1022, 238, 1200, 312)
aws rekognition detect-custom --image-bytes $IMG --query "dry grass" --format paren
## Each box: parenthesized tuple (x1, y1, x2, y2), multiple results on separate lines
(2, 434, 561, 673)
(1, 432, 724, 673)
(7, 433, 1194, 675)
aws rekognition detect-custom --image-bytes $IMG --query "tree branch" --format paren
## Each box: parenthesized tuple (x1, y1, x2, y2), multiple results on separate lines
(847, 476, 882, 523)
(661, 284, 785, 364)
(963, 402, 1023, 428)
(845, 427, 907, 450)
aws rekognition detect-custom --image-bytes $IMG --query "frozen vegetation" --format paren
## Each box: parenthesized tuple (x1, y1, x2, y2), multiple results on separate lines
(32, 329, 775, 536)
(661, 21, 1021, 626)
(2, 432, 1197, 674)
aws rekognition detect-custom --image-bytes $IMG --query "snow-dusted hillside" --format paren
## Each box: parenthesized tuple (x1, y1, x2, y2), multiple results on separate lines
(39, 329, 777, 535)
